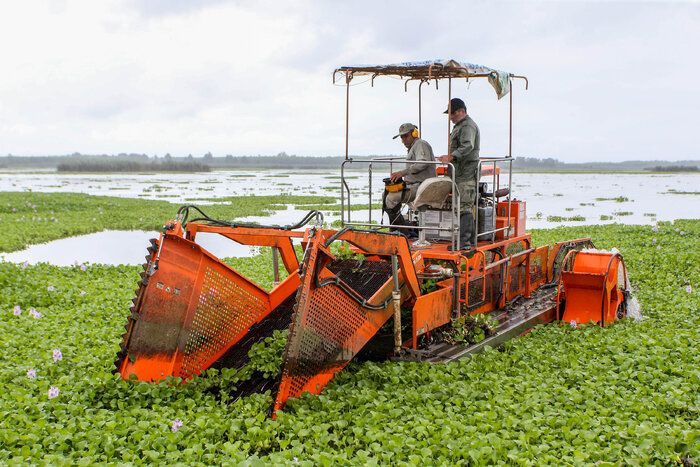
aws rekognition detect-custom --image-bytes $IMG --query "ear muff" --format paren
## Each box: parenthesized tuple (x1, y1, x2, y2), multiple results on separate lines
(412, 128, 419, 138)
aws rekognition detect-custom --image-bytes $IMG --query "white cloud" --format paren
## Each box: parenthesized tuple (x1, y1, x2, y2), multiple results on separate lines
(0, 0, 698, 161)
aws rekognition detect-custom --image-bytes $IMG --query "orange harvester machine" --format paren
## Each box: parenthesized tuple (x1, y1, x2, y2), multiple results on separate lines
(114, 207, 630, 417)
(114, 61, 631, 417)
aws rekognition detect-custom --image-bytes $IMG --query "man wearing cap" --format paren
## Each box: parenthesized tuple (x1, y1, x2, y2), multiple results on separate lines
(437, 98, 480, 250)
(383, 123, 435, 231)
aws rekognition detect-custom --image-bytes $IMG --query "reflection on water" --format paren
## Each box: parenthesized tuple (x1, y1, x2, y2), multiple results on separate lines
(0, 230, 257, 266)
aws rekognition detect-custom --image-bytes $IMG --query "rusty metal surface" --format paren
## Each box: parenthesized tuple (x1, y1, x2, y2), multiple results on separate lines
(272, 232, 399, 416)
(115, 233, 295, 382)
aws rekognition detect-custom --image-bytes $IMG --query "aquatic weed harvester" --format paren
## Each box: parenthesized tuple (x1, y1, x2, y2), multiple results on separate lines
(114, 60, 634, 418)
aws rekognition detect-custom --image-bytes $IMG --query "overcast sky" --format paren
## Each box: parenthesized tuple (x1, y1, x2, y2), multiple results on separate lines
(1, 0, 698, 162)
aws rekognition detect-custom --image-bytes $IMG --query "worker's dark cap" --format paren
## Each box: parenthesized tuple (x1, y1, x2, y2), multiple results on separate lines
(443, 98, 466, 114)
(392, 123, 417, 139)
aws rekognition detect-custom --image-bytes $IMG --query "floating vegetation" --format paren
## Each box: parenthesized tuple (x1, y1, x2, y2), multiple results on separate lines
(546, 215, 586, 222)
(664, 189, 700, 195)
(579, 202, 595, 206)
(643, 213, 656, 217)
(1, 220, 697, 464)
(600, 214, 613, 220)
(142, 185, 168, 193)
(613, 211, 633, 216)
(553, 194, 564, 197)
(565, 207, 574, 212)
(595, 196, 629, 202)
(299, 203, 382, 212)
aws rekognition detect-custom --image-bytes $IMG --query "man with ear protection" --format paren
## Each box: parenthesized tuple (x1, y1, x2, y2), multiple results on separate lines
(437, 98, 480, 250)
(383, 123, 436, 233)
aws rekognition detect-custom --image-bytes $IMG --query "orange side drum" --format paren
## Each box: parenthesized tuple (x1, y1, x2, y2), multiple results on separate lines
(556, 250, 628, 326)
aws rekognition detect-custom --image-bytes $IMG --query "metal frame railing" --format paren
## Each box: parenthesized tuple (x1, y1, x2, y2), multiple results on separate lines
(340, 158, 460, 248)
(476, 155, 514, 241)
(340, 155, 516, 249)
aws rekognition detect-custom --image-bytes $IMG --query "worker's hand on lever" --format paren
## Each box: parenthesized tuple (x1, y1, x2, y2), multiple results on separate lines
(390, 171, 403, 182)
(437, 155, 453, 164)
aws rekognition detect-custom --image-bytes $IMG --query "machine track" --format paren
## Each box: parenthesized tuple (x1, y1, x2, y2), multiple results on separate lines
(398, 287, 560, 363)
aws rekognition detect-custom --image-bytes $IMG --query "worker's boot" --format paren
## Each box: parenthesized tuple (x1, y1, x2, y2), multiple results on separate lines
(385, 204, 412, 236)
(448, 213, 475, 251)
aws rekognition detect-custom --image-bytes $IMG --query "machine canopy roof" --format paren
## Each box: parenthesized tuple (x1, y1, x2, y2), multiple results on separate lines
(334, 59, 515, 99)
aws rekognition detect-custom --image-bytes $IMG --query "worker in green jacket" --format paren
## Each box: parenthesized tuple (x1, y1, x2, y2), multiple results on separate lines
(437, 98, 480, 250)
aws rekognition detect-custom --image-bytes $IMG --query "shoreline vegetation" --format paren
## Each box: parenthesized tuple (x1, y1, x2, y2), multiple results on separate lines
(1, 153, 698, 173)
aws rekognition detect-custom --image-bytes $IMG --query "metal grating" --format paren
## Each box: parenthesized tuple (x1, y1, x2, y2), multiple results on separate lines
(505, 241, 526, 256)
(508, 262, 527, 298)
(180, 267, 268, 378)
(287, 283, 367, 397)
(467, 279, 482, 306)
(530, 251, 547, 286)
(328, 259, 393, 300)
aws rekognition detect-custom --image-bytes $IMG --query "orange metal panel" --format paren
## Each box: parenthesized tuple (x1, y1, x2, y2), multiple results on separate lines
(558, 251, 626, 326)
(272, 229, 402, 417)
(185, 224, 303, 273)
(412, 287, 452, 349)
(118, 233, 302, 383)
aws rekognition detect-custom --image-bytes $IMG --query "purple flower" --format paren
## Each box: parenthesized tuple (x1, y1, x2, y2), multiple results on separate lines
(48, 386, 59, 399)
(47, 285, 54, 292)
(21, 262, 29, 269)
(569, 320, 578, 329)
(652, 238, 656, 243)
(92, 218, 96, 221)
(687, 285, 693, 293)
(652, 225, 658, 232)
(13, 306, 21, 316)
(53, 349, 63, 362)
(27, 369, 36, 379)
(74, 260, 79, 266)
(80, 290, 87, 296)
(171, 419, 184, 432)
(656, 245, 661, 250)
(680, 231, 685, 235)
(30, 309, 41, 319)
(675, 228, 680, 232)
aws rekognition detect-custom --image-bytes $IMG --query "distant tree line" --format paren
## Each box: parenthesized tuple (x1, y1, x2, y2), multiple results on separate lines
(646, 165, 698, 172)
(57, 158, 210, 173)
(1, 153, 697, 172)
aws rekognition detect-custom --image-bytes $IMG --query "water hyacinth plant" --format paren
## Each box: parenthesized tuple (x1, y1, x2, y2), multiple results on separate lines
(0, 196, 697, 464)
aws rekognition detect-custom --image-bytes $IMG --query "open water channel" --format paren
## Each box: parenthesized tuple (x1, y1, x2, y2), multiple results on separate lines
(1, 169, 698, 265)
